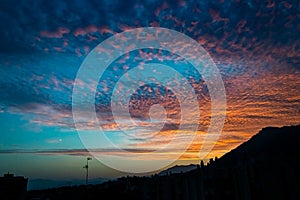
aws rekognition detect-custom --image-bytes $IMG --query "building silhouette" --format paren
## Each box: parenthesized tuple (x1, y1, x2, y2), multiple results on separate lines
(0, 173, 28, 200)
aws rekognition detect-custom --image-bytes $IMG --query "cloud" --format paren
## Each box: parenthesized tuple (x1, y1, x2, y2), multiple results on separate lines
(0, 0, 299, 161)
(40, 27, 70, 38)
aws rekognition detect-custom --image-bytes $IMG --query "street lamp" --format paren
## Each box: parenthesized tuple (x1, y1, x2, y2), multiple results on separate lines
(83, 157, 92, 185)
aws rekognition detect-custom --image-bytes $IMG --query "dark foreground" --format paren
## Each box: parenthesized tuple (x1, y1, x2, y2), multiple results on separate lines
(25, 125, 300, 200)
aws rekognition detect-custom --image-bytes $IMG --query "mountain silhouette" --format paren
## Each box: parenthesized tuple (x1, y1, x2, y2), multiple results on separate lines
(158, 164, 198, 176)
(26, 125, 300, 200)
(28, 177, 109, 191)
(216, 125, 300, 166)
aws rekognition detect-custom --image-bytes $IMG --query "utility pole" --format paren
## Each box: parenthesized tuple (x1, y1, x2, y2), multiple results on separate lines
(83, 157, 92, 185)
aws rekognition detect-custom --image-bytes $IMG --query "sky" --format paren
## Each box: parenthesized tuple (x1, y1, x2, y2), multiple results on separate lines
(0, 0, 299, 179)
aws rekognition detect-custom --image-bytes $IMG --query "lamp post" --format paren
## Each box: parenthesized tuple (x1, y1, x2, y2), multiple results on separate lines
(83, 157, 92, 185)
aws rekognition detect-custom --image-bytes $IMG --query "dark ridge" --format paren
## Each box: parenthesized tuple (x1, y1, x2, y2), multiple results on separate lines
(217, 125, 300, 166)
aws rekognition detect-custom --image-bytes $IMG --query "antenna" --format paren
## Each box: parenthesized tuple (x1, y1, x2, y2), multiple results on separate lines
(83, 157, 92, 185)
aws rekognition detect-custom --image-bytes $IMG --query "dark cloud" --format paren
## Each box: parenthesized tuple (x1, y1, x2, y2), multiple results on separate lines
(0, 0, 299, 57)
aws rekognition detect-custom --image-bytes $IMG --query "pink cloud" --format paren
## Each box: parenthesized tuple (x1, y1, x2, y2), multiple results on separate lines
(40, 27, 70, 38)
